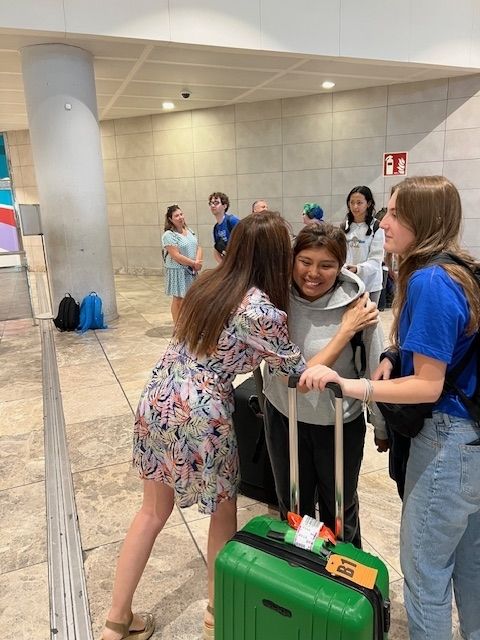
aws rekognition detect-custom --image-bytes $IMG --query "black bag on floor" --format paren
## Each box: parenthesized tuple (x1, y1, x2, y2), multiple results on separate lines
(53, 293, 80, 331)
(233, 374, 278, 507)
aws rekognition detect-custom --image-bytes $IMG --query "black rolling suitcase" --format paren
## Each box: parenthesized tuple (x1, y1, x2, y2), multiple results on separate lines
(233, 370, 278, 507)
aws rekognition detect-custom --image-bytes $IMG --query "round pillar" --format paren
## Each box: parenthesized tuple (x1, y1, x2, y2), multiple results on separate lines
(21, 44, 117, 321)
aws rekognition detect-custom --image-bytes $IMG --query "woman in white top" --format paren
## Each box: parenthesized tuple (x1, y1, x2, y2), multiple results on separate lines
(162, 205, 202, 322)
(342, 186, 385, 304)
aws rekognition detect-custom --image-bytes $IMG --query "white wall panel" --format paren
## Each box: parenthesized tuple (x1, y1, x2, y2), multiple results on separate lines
(339, 0, 410, 62)
(169, 0, 261, 49)
(410, 0, 474, 66)
(64, 0, 170, 39)
(260, 0, 340, 55)
(0, 0, 65, 31)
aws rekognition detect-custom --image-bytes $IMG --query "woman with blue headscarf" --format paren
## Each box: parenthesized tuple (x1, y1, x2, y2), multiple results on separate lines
(302, 202, 324, 226)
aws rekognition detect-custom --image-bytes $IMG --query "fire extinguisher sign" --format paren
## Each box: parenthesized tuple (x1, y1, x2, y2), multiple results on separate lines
(383, 152, 408, 177)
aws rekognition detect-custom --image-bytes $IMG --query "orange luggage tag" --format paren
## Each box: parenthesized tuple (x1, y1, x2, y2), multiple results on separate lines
(325, 554, 378, 589)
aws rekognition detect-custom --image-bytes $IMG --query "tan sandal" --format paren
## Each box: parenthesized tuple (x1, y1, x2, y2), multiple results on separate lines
(103, 612, 155, 640)
(203, 605, 214, 640)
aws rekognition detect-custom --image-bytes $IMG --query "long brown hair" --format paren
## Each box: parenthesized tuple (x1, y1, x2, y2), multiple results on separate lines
(164, 204, 185, 232)
(175, 211, 292, 356)
(390, 176, 480, 345)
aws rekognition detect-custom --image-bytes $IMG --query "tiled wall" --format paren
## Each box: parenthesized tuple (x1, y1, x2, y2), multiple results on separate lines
(7, 73, 480, 272)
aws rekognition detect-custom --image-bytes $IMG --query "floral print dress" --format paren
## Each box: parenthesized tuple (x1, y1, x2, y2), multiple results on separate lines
(133, 287, 306, 514)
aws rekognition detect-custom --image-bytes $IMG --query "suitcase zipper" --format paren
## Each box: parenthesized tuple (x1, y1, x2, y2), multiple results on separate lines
(231, 530, 390, 637)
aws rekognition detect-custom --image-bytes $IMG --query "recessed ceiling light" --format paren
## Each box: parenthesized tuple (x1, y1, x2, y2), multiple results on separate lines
(162, 101, 175, 110)
(322, 81, 335, 89)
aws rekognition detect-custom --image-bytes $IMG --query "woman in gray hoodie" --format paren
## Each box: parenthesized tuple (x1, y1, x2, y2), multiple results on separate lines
(264, 223, 388, 547)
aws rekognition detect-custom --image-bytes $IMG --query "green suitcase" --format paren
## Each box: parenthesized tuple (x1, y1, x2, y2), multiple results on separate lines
(215, 379, 391, 639)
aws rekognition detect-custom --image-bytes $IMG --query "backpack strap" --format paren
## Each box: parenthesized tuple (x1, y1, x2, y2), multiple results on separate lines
(350, 330, 367, 378)
(430, 252, 480, 421)
(225, 214, 234, 235)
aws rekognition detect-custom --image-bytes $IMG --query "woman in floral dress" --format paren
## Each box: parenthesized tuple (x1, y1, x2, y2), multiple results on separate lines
(101, 212, 316, 640)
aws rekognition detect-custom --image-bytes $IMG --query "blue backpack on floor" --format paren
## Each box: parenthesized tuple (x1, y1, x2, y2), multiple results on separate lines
(77, 292, 107, 333)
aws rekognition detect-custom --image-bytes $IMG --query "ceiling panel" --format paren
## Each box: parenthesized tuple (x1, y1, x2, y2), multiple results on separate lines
(148, 44, 299, 70)
(94, 79, 124, 94)
(115, 94, 219, 108)
(0, 89, 26, 104)
(0, 50, 22, 73)
(242, 87, 324, 101)
(0, 103, 26, 115)
(65, 36, 148, 59)
(93, 58, 137, 79)
(133, 61, 275, 86)
(296, 58, 416, 79)
(0, 30, 477, 131)
(0, 74, 23, 90)
(124, 81, 244, 100)
(263, 71, 403, 91)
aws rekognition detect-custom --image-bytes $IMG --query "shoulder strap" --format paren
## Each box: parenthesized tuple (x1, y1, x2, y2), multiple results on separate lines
(431, 252, 480, 418)
(225, 214, 234, 234)
(372, 219, 380, 235)
(252, 367, 264, 413)
(350, 330, 367, 378)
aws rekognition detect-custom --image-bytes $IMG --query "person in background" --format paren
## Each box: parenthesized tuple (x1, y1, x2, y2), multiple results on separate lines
(162, 204, 202, 323)
(342, 186, 385, 304)
(302, 202, 324, 226)
(209, 191, 239, 263)
(264, 223, 387, 547)
(252, 199, 269, 214)
(100, 212, 319, 640)
(300, 176, 480, 640)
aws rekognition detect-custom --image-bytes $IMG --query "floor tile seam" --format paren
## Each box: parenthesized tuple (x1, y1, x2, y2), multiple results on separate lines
(89, 330, 137, 418)
(71, 458, 133, 476)
(183, 517, 208, 568)
(0, 477, 46, 495)
(359, 465, 390, 477)
(82, 518, 197, 554)
(0, 394, 45, 408)
(0, 557, 48, 578)
(360, 535, 402, 577)
(65, 412, 133, 428)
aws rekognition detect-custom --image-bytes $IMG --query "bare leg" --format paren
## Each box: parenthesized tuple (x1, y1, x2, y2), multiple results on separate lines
(171, 296, 183, 323)
(204, 497, 237, 626)
(101, 480, 175, 640)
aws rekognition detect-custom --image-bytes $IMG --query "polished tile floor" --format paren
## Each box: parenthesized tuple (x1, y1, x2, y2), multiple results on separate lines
(0, 275, 413, 640)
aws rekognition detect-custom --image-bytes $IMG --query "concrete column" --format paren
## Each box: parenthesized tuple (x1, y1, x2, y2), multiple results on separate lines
(21, 44, 117, 320)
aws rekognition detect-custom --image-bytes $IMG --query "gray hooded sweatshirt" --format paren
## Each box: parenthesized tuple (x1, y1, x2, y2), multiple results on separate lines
(264, 268, 387, 440)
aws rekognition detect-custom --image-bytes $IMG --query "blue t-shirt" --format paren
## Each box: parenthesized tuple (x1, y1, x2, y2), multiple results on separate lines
(213, 214, 239, 246)
(399, 265, 477, 418)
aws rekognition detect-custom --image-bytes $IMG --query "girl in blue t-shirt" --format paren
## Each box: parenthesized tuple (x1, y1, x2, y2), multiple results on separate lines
(300, 176, 480, 640)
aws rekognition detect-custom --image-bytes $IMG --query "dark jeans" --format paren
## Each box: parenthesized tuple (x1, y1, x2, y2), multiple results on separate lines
(264, 400, 366, 547)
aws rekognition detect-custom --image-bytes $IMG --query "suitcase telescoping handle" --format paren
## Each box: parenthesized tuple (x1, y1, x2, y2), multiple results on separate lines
(287, 375, 345, 541)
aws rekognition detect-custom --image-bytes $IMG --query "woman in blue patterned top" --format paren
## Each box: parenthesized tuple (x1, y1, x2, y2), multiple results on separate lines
(162, 204, 202, 322)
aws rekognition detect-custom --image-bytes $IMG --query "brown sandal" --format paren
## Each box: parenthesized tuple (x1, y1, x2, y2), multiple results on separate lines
(103, 612, 155, 640)
(203, 605, 214, 640)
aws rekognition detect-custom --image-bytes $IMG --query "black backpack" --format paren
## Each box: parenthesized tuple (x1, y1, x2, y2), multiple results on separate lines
(53, 293, 80, 331)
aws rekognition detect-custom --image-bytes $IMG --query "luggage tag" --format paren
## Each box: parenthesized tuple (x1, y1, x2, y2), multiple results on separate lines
(292, 515, 330, 557)
(287, 512, 336, 546)
(325, 554, 378, 589)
